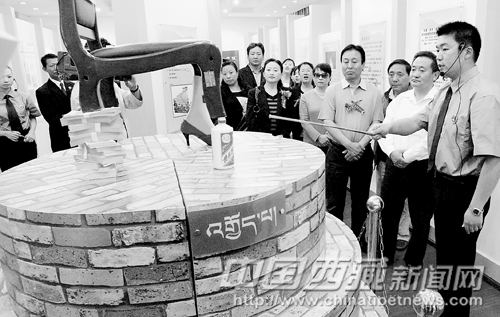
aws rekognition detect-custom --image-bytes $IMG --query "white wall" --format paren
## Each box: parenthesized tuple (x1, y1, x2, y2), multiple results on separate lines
(221, 17, 278, 68)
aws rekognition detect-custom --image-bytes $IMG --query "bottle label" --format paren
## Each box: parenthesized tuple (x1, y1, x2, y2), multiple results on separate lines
(221, 132, 234, 167)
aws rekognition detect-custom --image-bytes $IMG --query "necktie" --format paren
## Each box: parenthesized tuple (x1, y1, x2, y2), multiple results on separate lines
(428, 87, 453, 172)
(4, 95, 23, 133)
(60, 82, 67, 96)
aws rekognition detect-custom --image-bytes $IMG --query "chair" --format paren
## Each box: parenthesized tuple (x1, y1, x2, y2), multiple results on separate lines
(58, 0, 225, 122)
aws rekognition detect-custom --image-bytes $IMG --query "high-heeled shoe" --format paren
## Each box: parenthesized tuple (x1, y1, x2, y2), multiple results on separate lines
(181, 73, 215, 146)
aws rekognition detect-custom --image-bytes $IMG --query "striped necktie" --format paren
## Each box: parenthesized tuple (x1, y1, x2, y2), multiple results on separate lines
(427, 87, 453, 172)
(4, 95, 23, 133)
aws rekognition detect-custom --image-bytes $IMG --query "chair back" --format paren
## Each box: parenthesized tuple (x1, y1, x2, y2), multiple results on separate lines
(59, 0, 102, 72)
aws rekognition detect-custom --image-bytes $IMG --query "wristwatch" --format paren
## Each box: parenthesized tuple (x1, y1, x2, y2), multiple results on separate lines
(468, 205, 484, 216)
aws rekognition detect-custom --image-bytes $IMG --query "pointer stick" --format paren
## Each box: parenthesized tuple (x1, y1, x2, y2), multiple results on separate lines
(269, 114, 375, 136)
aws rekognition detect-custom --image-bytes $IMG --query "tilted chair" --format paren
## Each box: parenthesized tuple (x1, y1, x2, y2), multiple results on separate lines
(58, 0, 225, 144)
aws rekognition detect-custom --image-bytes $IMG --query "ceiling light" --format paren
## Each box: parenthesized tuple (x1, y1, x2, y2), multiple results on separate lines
(283, 6, 287, 8)
(293, 1, 298, 2)
(44, 13, 48, 15)
(266, 15, 270, 17)
(33, 8, 38, 10)
(223, 9, 228, 13)
(234, 0, 239, 4)
(96, 7, 101, 12)
(20, 2, 26, 4)
(274, 10, 277, 13)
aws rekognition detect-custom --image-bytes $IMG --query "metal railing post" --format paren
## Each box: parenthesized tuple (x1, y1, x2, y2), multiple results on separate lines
(366, 195, 384, 261)
(413, 289, 445, 316)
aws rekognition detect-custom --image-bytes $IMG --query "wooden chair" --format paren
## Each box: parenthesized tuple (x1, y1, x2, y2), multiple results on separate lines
(58, 0, 225, 120)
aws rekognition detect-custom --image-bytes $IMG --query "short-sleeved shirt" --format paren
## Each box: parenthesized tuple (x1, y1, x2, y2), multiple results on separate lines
(318, 78, 384, 143)
(0, 89, 41, 131)
(414, 66, 500, 176)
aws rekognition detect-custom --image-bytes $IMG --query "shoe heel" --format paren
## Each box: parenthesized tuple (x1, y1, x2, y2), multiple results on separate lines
(183, 133, 190, 146)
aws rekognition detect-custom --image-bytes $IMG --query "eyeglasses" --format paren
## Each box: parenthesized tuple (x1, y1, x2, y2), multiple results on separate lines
(313, 73, 329, 79)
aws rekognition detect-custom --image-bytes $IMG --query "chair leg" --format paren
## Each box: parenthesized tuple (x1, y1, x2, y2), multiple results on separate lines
(192, 44, 226, 120)
(79, 78, 102, 112)
(180, 74, 213, 146)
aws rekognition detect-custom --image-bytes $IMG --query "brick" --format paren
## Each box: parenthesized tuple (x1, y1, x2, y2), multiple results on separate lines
(105, 307, 165, 317)
(297, 224, 324, 258)
(2, 263, 22, 290)
(53, 227, 111, 247)
(231, 290, 280, 316)
(0, 232, 14, 254)
(14, 290, 45, 315)
(89, 247, 155, 268)
(157, 242, 190, 262)
(25, 211, 81, 226)
(0, 248, 5, 262)
(128, 280, 193, 304)
(59, 268, 124, 286)
(10, 221, 53, 245)
(85, 211, 152, 225)
(6, 206, 26, 221)
(311, 172, 325, 199)
(8, 297, 30, 317)
(21, 276, 65, 303)
(0, 205, 6, 216)
(112, 223, 184, 246)
(252, 247, 297, 280)
(45, 303, 99, 317)
(222, 239, 277, 271)
(197, 288, 253, 315)
(310, 213, 320, 232)
(193, 257, 223, 278)
(285, 187, 310, 213)
(293, 198, 318, 227)
(124, 262, 189, 286)
(13, 240, 32, 260)
(196, 266, 251, 296)
(165, 299, 197, 317)
(31, 246, 87, 268)
(296, 171, 318, 192)
(155, 207, 186, 221)
(278, 222, 310, 252)
(0, 215, 11, 236)
(17, 258, 59, 283)
(66, 288, 124, 306)
(285, 183, 294, 196)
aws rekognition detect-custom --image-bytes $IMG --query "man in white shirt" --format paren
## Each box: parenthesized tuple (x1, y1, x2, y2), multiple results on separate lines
(378, 51, 439, 268)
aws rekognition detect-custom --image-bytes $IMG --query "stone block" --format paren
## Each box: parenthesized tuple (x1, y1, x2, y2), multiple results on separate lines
(193, 257, 223, 279)
(21, 276, 65, 303)
(13, 240, 31, 260)
(197, 288, 253, 315)
(53, 227, 111, 247)
(165, 299, 197, 317)
(155, 207, 186, 221)
(297, 224, 324, 258)
(104, 306, 165, 317)
(293, 198, 318, 227)
(0, 232, 14, 254)
(89, 247, 155, 268)
(295, 171, 318, 192)
(14, 290, 45, 315)
(45, 303, 99, 317)
(112, 223, 185, 246)
(157, 242, 190, 262)
(278, 222, 310, 252)
(26, 211, 81, 226)
(222, 239, 277, 271)
(66, 288, 124, 306)
(17, 258, 59, 283)
(285, 187, 311, 213)
(124, 262, 190, 285)
(10, 221, 53, 245)
(6, 206, 26, 221)
(128, 280, 193, 304)
(59, 268, 124, 286)
(85, 211, 152, 226)
(31, 246, 88, 268)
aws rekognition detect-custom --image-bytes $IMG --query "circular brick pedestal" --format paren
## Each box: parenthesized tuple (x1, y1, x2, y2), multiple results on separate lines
(0, 132, 381, 317)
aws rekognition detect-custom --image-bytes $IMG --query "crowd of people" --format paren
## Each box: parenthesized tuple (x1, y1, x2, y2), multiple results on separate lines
(223, 21, 500, 317)
(1, 19, 499, 316)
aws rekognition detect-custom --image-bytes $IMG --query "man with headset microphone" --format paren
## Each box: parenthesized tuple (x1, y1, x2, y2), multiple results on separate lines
(370, 21, 500, 317)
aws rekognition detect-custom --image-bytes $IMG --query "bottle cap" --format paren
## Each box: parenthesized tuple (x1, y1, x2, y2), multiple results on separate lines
(218, 117, 226, 124)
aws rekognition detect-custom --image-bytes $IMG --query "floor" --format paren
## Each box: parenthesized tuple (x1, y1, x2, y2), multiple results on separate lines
(342, 190, 500, 317)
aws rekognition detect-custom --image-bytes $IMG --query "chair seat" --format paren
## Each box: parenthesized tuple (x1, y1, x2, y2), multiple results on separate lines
(91, 40, 209, 59)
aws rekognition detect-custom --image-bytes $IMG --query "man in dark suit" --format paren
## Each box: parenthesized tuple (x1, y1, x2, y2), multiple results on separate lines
(36, 53, 74, 152)
(238, 42, 266, 91)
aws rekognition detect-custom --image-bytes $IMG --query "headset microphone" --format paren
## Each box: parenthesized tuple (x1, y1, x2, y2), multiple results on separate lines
(440, 43, 465, 78)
